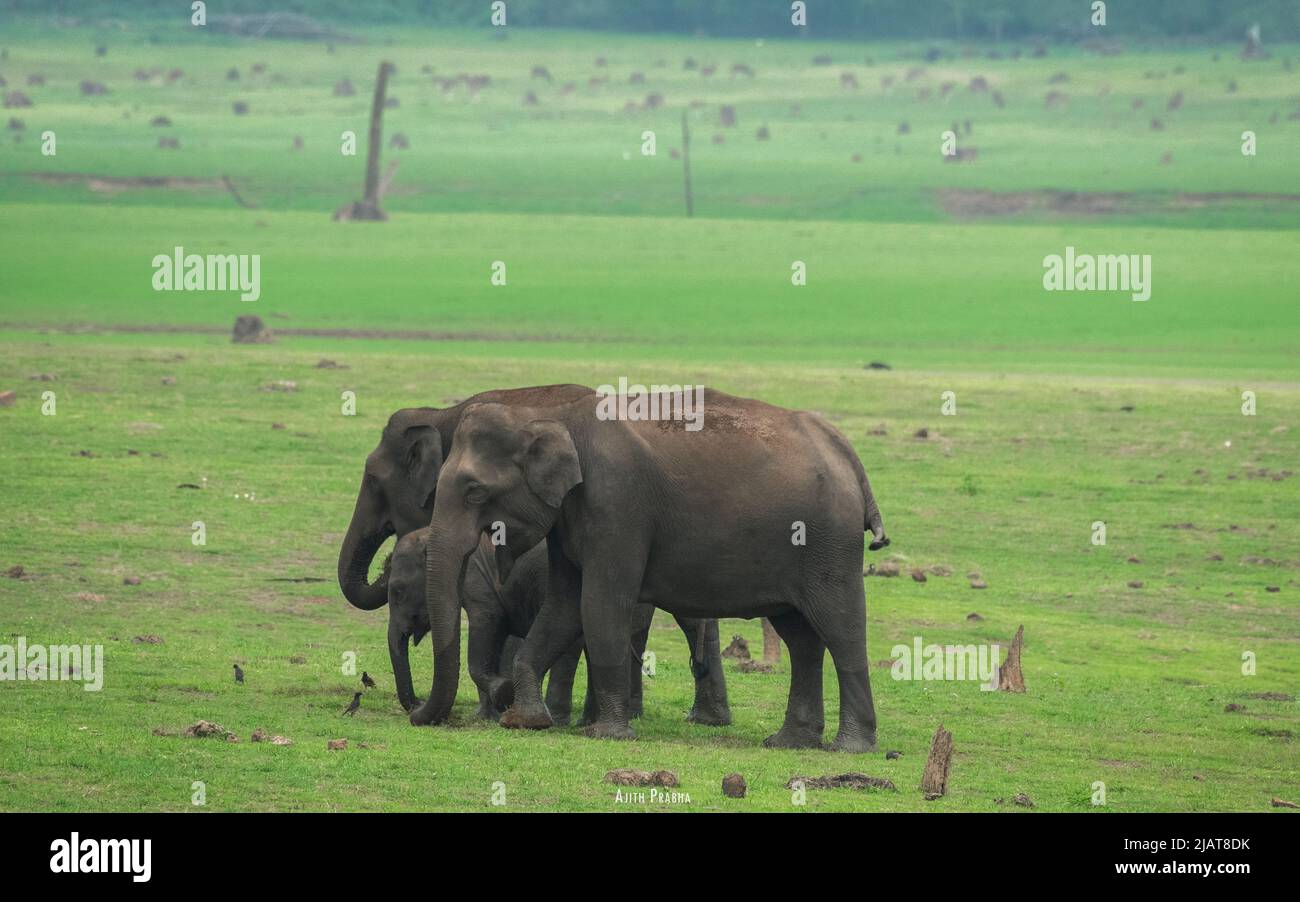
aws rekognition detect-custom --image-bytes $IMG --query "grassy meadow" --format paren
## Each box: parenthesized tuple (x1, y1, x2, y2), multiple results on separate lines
(0, 17, 1297, 812)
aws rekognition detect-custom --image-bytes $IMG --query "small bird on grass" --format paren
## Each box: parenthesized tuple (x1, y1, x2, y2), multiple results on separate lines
(233, 663, 244, 684)
(342, 691, 362, 716)
(361, 671, 376, 689)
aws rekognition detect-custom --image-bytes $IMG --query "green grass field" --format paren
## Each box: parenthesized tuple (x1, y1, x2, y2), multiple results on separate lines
(0, 19, 1296, 812)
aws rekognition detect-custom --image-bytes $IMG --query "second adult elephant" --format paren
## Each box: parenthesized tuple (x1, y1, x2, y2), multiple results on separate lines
(410, 388, 890, 750)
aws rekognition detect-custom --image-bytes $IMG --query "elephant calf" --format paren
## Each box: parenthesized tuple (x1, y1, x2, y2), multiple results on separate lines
(386, 528, 730, 726)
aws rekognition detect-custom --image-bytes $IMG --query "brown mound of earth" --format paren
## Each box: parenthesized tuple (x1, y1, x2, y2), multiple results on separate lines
(786, 773, 897, 791)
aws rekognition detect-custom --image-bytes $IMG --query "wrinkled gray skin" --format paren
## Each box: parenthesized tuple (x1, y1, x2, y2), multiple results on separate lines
(337, 385, 729, 724)
(387, 528, 722, 724)
(410, 388, 888, 751)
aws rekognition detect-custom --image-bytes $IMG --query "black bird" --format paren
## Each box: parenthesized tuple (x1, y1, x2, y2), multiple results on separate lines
(233, 663, 244, 684)
(361, 671, 376, 689)
(342, 691, 362, 716)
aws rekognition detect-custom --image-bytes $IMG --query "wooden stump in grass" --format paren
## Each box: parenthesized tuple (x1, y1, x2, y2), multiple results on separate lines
(761, 618, 781, 664)
(999, 624, 1026, 692)
(334, 61, 394, 221)
(920, 724, 953, 799)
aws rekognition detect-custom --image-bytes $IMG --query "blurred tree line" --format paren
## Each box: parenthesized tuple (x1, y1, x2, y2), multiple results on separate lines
(12, 0, 1300, 40)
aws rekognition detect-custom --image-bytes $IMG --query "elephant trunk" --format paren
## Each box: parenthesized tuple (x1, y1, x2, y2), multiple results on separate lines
(410, 521, 475, 725)
(338, 500, 393, 610)
(388, 618, 417, 712)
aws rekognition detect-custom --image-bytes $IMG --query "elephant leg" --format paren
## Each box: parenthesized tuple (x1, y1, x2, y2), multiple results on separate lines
(579, 569, 642, 741)
(501, 545, 583, 731)
(675, 615, 732, 726)
(627, 604, 653, 719)
(578, 649, 598, 727)
(762, 610, 827, 750)
(816, 581, 877, 753)
(467, 614, 510, 719)
(544, 639, 582, 726)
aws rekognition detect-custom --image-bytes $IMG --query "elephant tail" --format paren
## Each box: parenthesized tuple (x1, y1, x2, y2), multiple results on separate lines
(859, 463, 890, 551)
(806, 413, 890, 551)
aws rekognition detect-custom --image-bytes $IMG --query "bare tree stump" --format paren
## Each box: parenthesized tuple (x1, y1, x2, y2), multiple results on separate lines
(334, 61, 393, 221)
(998, 624, 1026, 692)
(920, 724, 953, 799)
(761, 618, 781, 664)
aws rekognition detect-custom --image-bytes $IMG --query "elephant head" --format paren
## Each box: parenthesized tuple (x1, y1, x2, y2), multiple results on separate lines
(410, 403, 582, 726)
(337, 409, 445, 611)
(384, 529, 432, 712)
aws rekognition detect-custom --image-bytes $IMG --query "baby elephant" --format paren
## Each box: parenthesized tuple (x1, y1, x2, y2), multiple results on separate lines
(385, 528, 580, 722)
(387, 527, 726, 726)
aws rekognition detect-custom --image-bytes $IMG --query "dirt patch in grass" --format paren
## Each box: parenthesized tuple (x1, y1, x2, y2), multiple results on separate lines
(1, 321, 590, 345)
(937, 188, 1300, 220)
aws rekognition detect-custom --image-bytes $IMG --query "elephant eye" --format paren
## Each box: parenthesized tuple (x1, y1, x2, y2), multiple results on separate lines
(465, 485, 489, 506)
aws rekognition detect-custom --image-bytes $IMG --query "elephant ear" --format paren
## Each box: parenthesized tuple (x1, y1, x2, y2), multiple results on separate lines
(522, 419, 582, 508)
(403, 425, 443, 509)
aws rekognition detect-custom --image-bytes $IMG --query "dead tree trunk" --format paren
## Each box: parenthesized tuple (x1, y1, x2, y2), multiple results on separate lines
(761, 618, 781, 664)
(334, 61, 393, 221)
(998, 624, 1026, 692)
(920, 724, 953, 799)
(680, 109, 694, 218)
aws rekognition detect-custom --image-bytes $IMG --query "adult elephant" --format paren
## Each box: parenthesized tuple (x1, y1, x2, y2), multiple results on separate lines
(409, 388, 889, 751)
(336, 385, 730, 725)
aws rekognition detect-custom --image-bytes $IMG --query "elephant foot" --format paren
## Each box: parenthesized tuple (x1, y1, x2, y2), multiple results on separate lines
(549, 707, 573, 727)
(584, 720, 637, 741)
(500, 704, 554, 731)
(829, 732, 878, 754)
(687, 704, 733, 727)
(409, 701, 447, 727)
(488, 678, 514, 711)
(762, 725, 825, 750)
